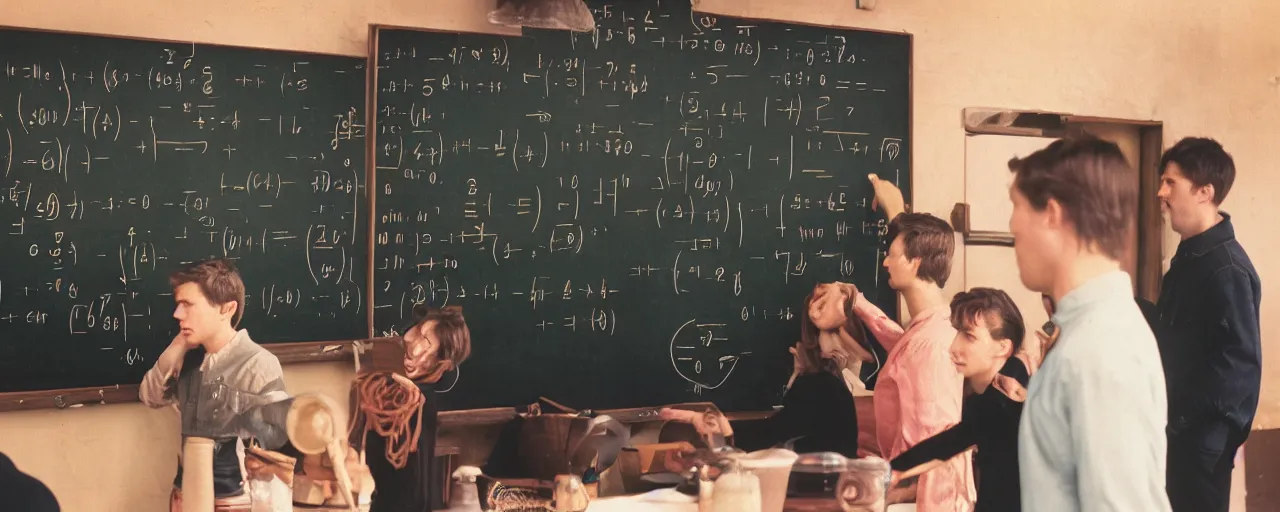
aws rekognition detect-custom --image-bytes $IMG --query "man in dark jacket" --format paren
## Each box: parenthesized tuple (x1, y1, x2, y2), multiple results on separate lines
(0, 452, 61, 511)
(1153, 137, 1262, 512)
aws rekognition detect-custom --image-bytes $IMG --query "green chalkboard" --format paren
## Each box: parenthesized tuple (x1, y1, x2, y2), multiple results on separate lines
(372, 1, 912, 411)
(0, 27, 369, 393)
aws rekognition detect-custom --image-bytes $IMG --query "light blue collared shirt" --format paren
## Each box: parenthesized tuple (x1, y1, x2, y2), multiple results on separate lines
(1018, 270, 1171, 512)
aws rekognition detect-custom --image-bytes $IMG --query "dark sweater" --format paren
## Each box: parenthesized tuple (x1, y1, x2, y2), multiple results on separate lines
(891, 358, 1028, 512)
(733, 371, 859, 458)
(0, 452, 60, 512)
(1154, 213, 1261, 448)
(361, 381, 441, 512)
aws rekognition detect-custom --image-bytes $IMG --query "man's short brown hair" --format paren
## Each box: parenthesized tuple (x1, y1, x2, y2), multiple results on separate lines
(169, 258, 246, 328)
(951, 287, 1026, 354)
(1008, 135, 1136, 260)
(885, 213, 955, 288)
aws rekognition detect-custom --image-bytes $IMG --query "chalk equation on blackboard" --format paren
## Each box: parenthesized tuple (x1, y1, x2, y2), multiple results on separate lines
(669, 318, 746, 394)
(0, 28, 369, 392)
(370, 0, 909, 407)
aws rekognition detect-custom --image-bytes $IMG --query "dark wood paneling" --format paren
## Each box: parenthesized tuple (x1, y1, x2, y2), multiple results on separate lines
(1246, 428, 1280, 512)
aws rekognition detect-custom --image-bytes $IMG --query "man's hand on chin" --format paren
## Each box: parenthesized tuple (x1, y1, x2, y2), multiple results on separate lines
(173, 332, 201, 351)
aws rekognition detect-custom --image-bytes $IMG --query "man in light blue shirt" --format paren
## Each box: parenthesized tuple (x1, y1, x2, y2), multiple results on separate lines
(1005, 135, 1171, 512)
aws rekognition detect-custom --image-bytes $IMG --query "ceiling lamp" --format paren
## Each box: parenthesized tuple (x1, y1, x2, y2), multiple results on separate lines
(489, 0, 597, 33)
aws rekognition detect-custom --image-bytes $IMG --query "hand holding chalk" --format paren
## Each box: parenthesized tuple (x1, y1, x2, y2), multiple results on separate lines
(867, 174, 905, 220)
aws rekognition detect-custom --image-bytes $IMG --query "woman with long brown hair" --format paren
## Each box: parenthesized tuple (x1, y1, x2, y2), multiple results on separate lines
(799, 282, 888, 395)
(663, 282, 886, 458)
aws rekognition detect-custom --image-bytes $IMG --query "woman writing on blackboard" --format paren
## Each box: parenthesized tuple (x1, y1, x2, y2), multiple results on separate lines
(346, 305, 472, 512)
(662, 282, 885, 458)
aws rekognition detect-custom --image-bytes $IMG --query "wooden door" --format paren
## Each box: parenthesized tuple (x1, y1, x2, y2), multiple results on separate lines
(1074, 123, 1143, 291)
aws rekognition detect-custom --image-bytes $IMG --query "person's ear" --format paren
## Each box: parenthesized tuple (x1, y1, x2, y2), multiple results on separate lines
(220, 301, 237, 320)
(1043, 198, 1065, 229)
(1193, 183, 1217, 205)
(997, 338, 1014, 359)
(905, 256, 922, 276)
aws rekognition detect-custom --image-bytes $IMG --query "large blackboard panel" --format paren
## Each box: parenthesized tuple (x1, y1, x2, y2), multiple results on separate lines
(372, 1, 911, 411)
(0, 28, 369, 393)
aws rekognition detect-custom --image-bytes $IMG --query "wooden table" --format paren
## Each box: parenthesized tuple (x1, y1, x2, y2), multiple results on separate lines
(289, 496, 916, 511)
(584, 495, 917, 511)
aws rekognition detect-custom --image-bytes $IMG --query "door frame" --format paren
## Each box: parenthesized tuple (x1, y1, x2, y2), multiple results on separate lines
(953, 107, 1164, 302)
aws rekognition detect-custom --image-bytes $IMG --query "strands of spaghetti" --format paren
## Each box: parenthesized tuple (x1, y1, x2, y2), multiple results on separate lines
(485, 482, 552, 512)
(352, 371, 425, 469)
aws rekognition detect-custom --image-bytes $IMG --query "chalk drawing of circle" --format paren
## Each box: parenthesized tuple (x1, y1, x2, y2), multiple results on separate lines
(669, 318, 740, 390)
(434, 366, 461, 393)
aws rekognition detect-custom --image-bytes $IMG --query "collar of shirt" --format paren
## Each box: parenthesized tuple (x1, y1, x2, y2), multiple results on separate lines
(882, 303, 952, 366)
(200, 329, 250, 371)
(906, 303, 951, 332)
(1051, 270, 1132, 328)
(1174, 211, 1235, 261)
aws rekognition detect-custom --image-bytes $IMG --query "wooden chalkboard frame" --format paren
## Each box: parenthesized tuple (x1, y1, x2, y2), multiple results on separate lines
(0, 25, 377, 411)
(367, 24, 379, 337)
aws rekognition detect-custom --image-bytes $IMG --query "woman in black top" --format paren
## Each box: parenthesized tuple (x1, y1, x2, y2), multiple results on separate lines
(732, 366, 861, 456)
(350, 305, 472, 512)
(890, 288, 1030, 512)
(663, 283, 886, 458)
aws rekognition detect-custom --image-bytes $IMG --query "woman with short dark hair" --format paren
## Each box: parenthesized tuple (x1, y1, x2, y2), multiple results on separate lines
(889, 288, 1030, 512)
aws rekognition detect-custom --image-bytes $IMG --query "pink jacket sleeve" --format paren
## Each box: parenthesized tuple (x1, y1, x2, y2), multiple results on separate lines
(852, 292, 905, 352)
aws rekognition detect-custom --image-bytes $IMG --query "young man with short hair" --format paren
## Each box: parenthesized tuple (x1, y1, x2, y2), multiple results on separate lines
(1154, 137, 1261, 512)
(139, 258, 289, 511)
(1008, 136, 1170, 511)
(849, 175, 975, 512)
(891, 287, 1031, 512)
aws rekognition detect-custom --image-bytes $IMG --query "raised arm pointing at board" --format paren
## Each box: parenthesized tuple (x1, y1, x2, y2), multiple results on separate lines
(852, 175, 975, 511)
(843, 174, 909, 353)
(868, 174, 908, 222)
(138, 258, 289, 511)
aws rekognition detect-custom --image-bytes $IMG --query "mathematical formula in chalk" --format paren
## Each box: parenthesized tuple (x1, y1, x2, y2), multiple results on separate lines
(0, 28, 369, 393)
(372, 0, 910, 409)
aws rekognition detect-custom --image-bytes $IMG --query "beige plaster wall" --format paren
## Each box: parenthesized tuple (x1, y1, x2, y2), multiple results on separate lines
(0, 1, 1276, 510)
